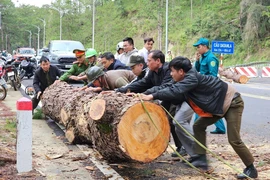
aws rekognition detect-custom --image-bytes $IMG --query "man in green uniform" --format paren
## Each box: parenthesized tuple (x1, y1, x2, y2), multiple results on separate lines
(59, 49, 89, 82)
(193, 37, 226, 134)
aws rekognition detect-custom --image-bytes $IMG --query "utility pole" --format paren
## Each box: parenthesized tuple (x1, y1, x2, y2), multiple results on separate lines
(5, 34, 7, 51)
(25, 30, 32, 48)
(165, 0, 168, 53)
(38, 18, 46, 48)
(92, 0, 95, 48)
(32, 25, 40, 54)
(51, 7, 63, 40)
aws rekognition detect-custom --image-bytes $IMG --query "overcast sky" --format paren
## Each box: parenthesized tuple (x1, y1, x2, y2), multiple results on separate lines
(12, 0, 54, 7)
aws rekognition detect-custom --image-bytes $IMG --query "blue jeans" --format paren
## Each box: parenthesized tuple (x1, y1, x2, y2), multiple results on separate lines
(194, 114, 226, 133)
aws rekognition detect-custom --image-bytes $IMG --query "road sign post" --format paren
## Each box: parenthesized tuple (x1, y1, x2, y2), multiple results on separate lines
(212, 41, 235, 54)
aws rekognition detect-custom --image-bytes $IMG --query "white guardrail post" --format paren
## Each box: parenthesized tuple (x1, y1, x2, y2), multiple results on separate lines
(16, 97, 32, 173)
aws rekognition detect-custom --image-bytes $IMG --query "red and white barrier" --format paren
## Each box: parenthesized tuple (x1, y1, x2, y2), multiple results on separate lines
(262, 67, 270, 77)
(235, 67, 258, 78)
(16, 97, 32, 173)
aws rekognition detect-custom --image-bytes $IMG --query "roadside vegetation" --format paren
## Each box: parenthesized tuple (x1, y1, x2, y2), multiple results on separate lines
(0, 0, 269, 66)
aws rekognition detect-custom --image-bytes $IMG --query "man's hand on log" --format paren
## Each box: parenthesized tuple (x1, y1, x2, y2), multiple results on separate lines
(53, 80, 61, 84)
(100, 90, 114, 95)
(37, 91, 42, 99)
(69, 76, 79, 81)
(137, 94, 154, 101)
(126, 92, 136, 97)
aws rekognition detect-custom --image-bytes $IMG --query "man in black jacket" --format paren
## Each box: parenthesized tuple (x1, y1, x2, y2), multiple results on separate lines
(32, 56, 62, 110)
(116, 50, 171, 93)
(140, 56, 258, 179)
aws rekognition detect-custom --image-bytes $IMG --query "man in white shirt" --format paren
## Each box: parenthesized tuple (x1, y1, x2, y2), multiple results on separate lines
(138, 37, 154, 63)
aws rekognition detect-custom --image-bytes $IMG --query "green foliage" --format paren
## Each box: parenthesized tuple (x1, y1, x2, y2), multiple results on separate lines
(4, 119, 16, 132)
(33, 109, 44, 119)
(0, 0, 270, 65)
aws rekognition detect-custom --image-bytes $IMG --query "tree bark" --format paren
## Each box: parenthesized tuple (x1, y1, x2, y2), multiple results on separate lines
(219, 67, 249, 84)
(42, 82, 170, 163)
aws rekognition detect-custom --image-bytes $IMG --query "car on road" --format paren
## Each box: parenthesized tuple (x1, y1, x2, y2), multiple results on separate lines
(42, 40, 85, 71)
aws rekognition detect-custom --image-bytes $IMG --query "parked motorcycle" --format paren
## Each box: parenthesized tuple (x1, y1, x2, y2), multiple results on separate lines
(0, 58, 7, 100)
(19, 58, 37, 80)
(3, 58, 21, 91)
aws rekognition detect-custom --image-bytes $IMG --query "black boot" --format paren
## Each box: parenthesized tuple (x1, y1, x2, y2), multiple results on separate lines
(191, 154, 208, 170)
(237, 164, 258, 179)
(171, 147, 187, 157)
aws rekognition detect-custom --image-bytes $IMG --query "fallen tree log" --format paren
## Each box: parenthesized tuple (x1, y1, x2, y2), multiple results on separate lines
(219, 67, 249, 84)
(42, 82, 170, 163)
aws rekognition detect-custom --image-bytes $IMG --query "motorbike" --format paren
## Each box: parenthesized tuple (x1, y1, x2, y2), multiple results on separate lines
(0, 58, 7, 100)
(19, 57, 37, 80)
(2, 58, 21, 91)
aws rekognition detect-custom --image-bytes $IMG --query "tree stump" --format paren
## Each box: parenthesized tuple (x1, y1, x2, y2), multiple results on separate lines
(42, 82, 170, 163)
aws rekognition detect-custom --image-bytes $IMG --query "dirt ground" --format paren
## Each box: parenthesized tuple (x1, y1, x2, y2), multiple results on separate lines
(0, 118, 43, 179)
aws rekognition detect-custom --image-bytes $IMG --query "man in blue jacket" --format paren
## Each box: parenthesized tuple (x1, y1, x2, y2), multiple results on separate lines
(193, 37, 226, 134)
(100, 52, 129, 71)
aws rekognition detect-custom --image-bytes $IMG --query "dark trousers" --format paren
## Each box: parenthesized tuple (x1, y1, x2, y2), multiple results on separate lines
(167, 104, 182, 148)
(193, 96, 254, 166)
(32, 93, 41, 110)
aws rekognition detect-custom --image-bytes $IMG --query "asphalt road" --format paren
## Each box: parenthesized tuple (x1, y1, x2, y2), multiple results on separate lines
(231, 78, 270, 142)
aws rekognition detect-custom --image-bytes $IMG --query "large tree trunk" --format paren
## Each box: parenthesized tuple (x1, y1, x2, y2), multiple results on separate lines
(42, 82, 170, 163)
(219, 67, 249, 84)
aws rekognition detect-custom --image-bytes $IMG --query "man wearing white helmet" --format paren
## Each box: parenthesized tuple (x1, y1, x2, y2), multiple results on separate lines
(115, 42, 124, 59)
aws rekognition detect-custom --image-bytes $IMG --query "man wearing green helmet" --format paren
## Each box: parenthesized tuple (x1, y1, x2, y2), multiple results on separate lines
(78, 66, 136, 92)
(85, 48, 98, 67)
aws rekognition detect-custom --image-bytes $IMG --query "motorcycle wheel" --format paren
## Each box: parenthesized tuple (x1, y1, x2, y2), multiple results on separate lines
(20, 71, 25, 80)
(16, 77, 21, 89)
(0, 84, 7, 100)
(11, 79, 18, 91)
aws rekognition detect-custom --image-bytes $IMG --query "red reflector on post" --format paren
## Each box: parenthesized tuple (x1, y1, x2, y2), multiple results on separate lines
(17, 97, 32, 110)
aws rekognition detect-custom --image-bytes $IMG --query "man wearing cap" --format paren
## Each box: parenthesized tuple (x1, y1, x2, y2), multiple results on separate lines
(78, 66, 136, 92)
(32, 56, 63, 110)
(117, 55, 148, 87)
(59, 49, 89, 82)
(193, 37, 226, 134)
(100, 52, 129, 71)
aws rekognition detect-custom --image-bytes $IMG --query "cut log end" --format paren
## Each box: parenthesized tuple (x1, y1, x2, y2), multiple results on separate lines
(65, 128, 75, 143)
(60, 108, 70, 126)
(118, 102, 170, 163)
(89, 99, 106, 120)
(238, 75, 249, 84)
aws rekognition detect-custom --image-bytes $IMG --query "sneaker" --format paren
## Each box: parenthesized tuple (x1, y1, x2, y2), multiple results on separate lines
(171, 147, 187, 157)
(237, 165, 258, 179)
(210, 130, 225, 134)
